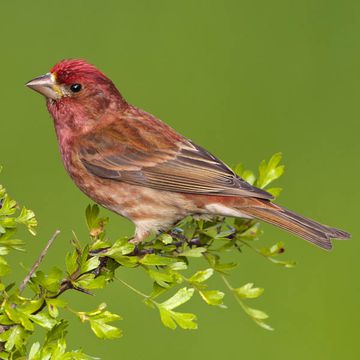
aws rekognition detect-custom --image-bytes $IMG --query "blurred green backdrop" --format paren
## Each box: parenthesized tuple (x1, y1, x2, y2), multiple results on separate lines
(0, 0, 359, 359)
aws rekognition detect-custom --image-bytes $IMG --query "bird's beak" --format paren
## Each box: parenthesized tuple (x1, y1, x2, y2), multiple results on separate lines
(25, 73, 62, 100)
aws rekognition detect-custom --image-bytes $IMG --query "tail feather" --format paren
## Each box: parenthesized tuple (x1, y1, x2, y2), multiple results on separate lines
(241, 203, 350, 250)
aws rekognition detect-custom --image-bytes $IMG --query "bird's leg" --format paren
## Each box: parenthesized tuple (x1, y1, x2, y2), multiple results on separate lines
(129, 227, 152, 244)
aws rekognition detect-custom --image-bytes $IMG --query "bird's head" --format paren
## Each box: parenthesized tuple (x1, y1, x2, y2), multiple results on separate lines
(26, 59, 126, 129)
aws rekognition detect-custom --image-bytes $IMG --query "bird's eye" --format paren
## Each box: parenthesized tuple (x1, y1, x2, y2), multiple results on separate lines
(70, 84, 82, 93)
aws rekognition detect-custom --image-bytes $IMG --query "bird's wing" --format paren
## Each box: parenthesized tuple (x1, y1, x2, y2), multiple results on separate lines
(77, 110, 273, 199)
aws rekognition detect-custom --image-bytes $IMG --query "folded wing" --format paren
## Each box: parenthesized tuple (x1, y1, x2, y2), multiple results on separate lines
(77, 111, 273, 200)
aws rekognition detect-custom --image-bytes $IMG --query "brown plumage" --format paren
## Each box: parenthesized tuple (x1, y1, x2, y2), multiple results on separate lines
(25, 59, 350, 250)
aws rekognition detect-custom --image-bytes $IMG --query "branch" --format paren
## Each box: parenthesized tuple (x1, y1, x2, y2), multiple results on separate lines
(19, 230, 61, 294)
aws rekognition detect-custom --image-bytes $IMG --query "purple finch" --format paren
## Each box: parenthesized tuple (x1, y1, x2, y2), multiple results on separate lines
(26, 59, 350, 250)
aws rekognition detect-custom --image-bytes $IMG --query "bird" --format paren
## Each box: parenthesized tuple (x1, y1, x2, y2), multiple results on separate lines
(25, 59, 350, 250)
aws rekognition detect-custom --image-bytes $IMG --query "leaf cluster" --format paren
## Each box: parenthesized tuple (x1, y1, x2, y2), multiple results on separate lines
(0, 154, 294, 359)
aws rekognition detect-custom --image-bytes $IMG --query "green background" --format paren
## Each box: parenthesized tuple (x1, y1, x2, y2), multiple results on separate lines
(0, 0, 358, 359)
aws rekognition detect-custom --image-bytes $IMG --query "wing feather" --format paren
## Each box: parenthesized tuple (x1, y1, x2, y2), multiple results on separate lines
(77, 109, 273, 200)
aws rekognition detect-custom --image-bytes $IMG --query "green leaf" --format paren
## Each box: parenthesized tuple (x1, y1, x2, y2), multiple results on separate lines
(32, 267, 63, 293)
(260, 241, 285, 256)
(76, 274, 107, 290)
(199, 290, 225, 306)
(256, 152, 284, 189)
(158, 307, 197, 330)
(44, 320, 68, 344)
(189, 268, 214, 283)
(89, 311, 122, 339)
(86, 204, 99, 228)
(147, 268, 176, 288)
(149, 282, 168, 300)
(241, 170, 256, 185)
(76, 304, 122, 340)
(183, 221, 196, 240)
(46, 298, 67, 318)
(139, 254, 176, 266)
(233, 163, 244, 177)
(80, 256, 100, 273)
(28, 342, 41, 360)
(110, 255, 138, 267)
(243, 306, 269, 320)
(4, 325, 26, 352)
(17, 298, 43, 314)
(168, 261, 187, 271)
(0, 256, 10, 276)
(235, 283, 264, 299)
(65, 251, 78, 275)
(30, 312, 58, 330)
(16, 207, 37, 235)
(158, 233, 174, 244)
(105, 238, 135, 257)
(160, 287, 194, 310)
(267, 257, 296, 268)
(238, 301, 273, 330)
(4, 303, 34, 331)
(266, 187, 282, 197)
(179, 247, 207, 257)
(255, 320, 274, 331)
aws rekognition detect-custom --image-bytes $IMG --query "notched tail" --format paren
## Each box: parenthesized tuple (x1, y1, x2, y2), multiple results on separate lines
(241, 203, 350, 250)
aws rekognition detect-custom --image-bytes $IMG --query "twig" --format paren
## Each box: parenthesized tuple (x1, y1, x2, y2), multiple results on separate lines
(19, 230, 61, 294)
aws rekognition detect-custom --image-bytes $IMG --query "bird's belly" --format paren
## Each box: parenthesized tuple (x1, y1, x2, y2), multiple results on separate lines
(63, 156, 250, 237)
(67, 163, 198, 226)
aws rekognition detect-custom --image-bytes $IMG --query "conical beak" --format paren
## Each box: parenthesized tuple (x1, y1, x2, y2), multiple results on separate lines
(25, 73, 62, 100)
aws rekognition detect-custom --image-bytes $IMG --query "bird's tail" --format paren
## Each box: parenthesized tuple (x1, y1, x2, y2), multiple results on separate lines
(239, 202, 350, 250)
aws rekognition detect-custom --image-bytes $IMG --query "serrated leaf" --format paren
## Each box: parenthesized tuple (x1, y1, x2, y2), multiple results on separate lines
(85, 204, 109, 238)
(0, 257, 10, 276)
(30, 312, 58, 330)
(214, 262, 238, 274)
(86, 204, 99, 228)
(235, 283, 264, 299)
(44, 320, 69, 344)
(158, 307, 197, 330)
(28, 342, 41, 360)
(76, 274, 107, 290)
(266, 187, 282, 197)
(105, 238, 135, 257)
(81, 256, 100, 273)
(261, 241, 285, 256)
(147, 268, 175, 288)
(241, 170, 256, 185)
(161, 287, 194, 310)
(4, 303, 33, 331)
(110, 255, 138, 267)
(189, 268, 214, 283)
(233, 163, 244, 177)
(158, 234, 174, 244)
(149, 282, 168, 300)
(199, 290, 225, 306)
(4, 325, 26, 352)
(179, 247, 207, 257)
(17, 298, 43, 314)
(88, 311, 122, 339)
(183, 222, 196, 240)
(168, 261, 187, 271)
(257, 152, 284, 189)
(65, 251, 78, 275)
(139, 254, 176, 266)
(46, 298, 67, 319)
